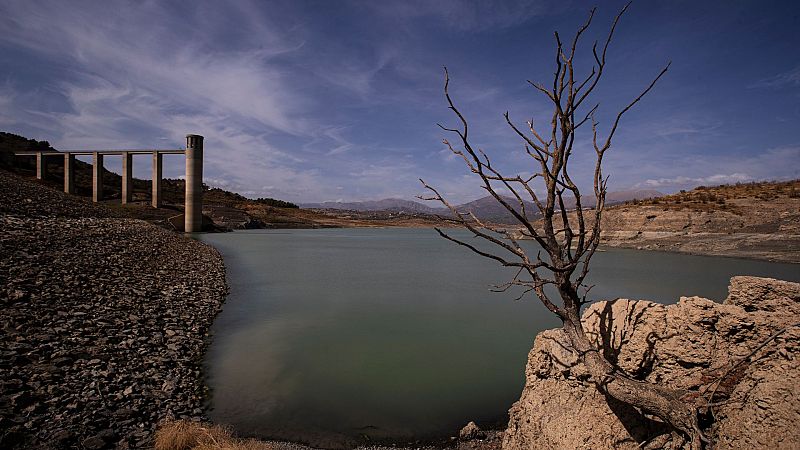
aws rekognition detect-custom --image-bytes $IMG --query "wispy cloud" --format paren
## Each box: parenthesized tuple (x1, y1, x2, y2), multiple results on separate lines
(638, 173, 752, 189)
(750, 66, 800, 89)
(1, 1, 798, 203)
(629, 145, 800, 190)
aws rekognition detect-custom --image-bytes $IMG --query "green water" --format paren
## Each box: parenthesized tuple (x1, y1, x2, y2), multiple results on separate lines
(198, 228, 799, 448)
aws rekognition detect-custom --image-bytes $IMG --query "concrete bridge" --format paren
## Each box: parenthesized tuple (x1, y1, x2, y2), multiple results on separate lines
(15, 134, 205, 232)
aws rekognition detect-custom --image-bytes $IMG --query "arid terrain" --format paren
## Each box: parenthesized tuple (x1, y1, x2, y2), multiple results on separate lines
(597, 180, 800, 262)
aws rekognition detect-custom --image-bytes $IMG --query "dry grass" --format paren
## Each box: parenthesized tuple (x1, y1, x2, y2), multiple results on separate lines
(155, 420, 279, 450)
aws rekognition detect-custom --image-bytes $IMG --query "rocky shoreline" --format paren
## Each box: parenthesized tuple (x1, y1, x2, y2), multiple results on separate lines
(0, 170, 227, 449)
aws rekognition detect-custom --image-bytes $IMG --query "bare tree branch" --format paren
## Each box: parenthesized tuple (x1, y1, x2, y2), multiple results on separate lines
(417, 2, 712, 447)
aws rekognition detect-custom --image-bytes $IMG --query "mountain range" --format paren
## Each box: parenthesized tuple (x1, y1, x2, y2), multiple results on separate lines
(301, 189, 663, 224)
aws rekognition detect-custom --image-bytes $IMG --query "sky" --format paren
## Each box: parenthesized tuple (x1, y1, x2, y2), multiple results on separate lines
(1, 0, 799, 204)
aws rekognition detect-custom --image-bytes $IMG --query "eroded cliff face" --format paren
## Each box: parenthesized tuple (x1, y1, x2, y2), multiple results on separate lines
(502, 276, 800, 450)
(598, 201, 800, 263)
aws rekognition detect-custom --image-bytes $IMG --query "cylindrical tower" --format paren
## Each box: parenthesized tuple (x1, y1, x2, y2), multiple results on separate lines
(184, 134, 204, 232)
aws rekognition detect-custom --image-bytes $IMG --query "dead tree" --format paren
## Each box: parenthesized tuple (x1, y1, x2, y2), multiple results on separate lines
(420, 3, 709, 448)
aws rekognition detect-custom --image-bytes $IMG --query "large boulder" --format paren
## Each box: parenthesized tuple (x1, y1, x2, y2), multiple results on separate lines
(503, 276, 800, 450)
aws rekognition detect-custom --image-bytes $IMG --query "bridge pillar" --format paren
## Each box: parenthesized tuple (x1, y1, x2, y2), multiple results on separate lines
(64, 153, 74, 194)
(152, 152, 162, 208)
(122, 151, 133, 204)
(36, 152, 43, 179)
(92, 152, 104, 202)
(184, 134, 203, 232)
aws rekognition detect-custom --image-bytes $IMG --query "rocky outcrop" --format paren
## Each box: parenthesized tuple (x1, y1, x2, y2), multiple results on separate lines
(503, 276, 800, 450)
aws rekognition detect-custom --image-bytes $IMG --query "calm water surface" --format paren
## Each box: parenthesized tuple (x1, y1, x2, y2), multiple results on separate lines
(198, 228, 799, 447)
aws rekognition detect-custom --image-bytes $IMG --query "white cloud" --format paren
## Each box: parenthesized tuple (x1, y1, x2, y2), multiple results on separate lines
(639, 173, 752, 189)
(750, 66, 800, 89)
(629, 145, 800, 191)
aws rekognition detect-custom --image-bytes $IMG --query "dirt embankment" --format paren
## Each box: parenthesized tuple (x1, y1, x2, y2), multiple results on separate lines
(0, 170, 227, 449)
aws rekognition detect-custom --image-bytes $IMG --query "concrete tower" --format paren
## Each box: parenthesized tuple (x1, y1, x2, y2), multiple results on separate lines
(184, 134, 204, 232)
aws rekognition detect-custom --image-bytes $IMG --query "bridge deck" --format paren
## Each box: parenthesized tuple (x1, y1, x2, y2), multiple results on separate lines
(14, 149, 185, 156)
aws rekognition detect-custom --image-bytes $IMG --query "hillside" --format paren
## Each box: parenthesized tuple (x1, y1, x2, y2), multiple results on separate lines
(597, 180, 800, 262)
(519, 180, 800, 262)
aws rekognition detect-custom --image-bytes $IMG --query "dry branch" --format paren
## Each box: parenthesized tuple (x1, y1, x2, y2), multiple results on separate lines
(419, 3, 719, 448)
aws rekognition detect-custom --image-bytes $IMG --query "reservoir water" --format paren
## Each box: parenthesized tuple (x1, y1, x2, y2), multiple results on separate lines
(197, 228, 799, 447)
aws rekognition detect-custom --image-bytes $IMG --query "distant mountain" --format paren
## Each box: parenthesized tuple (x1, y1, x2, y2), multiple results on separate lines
(456, 195, 538, 224)
(455, 190, 663, 224)
(301, 190, 663, 225)
(301, 198, 447, 215)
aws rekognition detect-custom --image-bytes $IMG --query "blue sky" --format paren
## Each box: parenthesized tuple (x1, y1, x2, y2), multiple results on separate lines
(1, 0, 798, 203)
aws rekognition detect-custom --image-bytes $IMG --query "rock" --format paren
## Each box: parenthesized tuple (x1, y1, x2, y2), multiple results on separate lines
(49, 429, 75, 445)
(725, 275, 800, 312)
(82, 435, 107, 450)
(96, 428, 117, 442)
(7, 289, 28, 302)
(460, 421, 486, 440)
(502, 276, 800, 450)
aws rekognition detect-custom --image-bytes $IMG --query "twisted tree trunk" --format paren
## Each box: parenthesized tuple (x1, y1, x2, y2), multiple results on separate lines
(561, 309, 703, 448)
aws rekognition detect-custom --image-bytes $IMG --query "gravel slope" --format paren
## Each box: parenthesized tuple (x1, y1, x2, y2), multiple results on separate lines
(0, 170, 227, 449)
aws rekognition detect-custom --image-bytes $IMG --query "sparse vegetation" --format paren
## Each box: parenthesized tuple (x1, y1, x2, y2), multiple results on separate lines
(623, 179, 800, 213)
(155, 420, 277, 450)
(204, 188, 298, 209)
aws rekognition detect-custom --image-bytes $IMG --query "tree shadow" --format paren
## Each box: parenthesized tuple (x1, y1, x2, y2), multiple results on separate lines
(541, 300, 685, 446)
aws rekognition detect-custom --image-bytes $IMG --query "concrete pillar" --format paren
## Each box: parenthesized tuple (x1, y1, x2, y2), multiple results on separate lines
(152, 152, 162, 208)
(184, 134, 204, 232)
(92, 152, 104, 202)
(64, 153, 75, 194)
(36, 152, 43, 179)
(122, 152, 133, 204)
